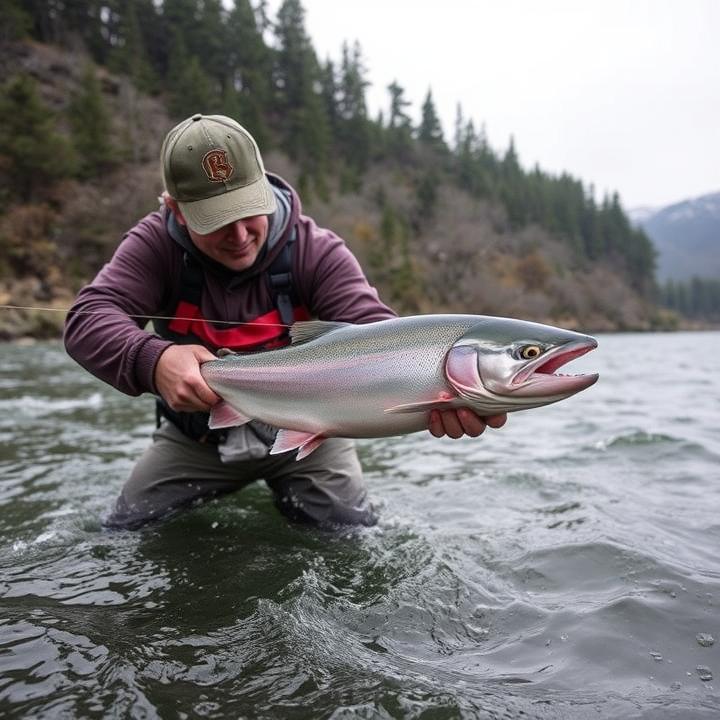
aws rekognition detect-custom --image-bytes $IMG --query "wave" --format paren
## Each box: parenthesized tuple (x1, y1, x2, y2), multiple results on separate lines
(0, 392, 104, 418)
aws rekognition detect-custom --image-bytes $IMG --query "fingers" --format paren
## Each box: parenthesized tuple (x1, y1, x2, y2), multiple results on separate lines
(456, 408, 488, 437)
(193, 346, 219, 364)
(155, 344, 221, 412)
(162, 377, 220, 413)
(484, 413, 508, 429)
(188, 379, 221, 411)
(428, 410, 445, 438)
(442, 410, 468, 439)
(429, 409, 508, 439)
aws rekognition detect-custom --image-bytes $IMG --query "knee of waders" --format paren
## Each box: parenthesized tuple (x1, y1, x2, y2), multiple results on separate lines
(272, 490, 378, 527)
(101, 494, 187, 531)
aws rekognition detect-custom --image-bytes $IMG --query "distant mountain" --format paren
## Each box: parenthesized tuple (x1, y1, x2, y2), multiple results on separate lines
(627, 206, 658, 225)
(630, 192, 720, 282)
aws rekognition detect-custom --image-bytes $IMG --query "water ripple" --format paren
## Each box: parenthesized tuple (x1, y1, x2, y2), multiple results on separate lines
(1, 336, 719, 717)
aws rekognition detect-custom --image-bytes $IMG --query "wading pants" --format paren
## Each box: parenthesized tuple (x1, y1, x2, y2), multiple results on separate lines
(104, 422, 375, 530)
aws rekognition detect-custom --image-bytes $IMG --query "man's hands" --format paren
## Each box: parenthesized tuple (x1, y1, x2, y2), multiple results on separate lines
(154, 344, 220, 413)
(428, 408, 507, 439)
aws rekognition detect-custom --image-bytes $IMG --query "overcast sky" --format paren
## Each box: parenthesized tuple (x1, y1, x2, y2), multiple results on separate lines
(264, 0, 719, 210)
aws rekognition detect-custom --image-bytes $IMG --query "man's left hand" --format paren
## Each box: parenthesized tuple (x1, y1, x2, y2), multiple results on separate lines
(428, 409, 507, 439)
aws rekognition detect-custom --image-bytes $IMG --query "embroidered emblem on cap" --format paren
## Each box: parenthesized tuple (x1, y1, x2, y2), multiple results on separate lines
(202, 149, 234, 182)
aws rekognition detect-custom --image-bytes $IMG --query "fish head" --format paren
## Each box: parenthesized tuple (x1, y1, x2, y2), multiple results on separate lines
(445, 317, 599, 412)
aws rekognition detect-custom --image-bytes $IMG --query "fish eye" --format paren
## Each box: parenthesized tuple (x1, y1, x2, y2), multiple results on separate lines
(519, 345, 543, 360)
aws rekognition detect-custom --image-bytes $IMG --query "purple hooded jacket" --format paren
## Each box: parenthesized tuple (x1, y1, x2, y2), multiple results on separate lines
(64, 175, 395, 397)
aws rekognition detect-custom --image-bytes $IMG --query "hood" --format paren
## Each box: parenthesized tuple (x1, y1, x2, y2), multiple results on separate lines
(165, 173, 301, 291)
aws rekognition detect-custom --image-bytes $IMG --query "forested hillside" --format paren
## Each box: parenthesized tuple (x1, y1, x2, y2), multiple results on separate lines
(0, 0, 669, 338)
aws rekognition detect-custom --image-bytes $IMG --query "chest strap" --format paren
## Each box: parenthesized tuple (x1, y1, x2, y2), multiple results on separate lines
(267, 235, 296, 328)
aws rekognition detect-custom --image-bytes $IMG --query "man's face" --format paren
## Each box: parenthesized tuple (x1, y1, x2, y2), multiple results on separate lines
(186, 215, 269, 271)
(165, 193, 270, 271)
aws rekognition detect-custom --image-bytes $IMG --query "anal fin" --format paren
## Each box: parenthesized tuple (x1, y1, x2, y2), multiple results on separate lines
(270, 429, 327, 460)
(209, 400, 252, 429)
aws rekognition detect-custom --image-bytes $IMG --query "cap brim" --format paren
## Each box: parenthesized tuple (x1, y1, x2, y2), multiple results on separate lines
(178, 176, 277, 234)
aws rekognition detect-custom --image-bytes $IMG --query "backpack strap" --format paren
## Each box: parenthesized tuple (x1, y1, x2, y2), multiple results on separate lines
(168, 211, 204, 308)
(267, 226, 298, 329)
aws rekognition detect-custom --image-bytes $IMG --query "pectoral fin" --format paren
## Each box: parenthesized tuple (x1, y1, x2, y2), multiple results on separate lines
(208, 401, 252, 429)
(384, 395, 458, 414)
(270, 429, 327, 460)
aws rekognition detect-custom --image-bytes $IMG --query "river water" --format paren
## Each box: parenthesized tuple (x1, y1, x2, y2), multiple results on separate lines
(0, 332, 718, 719)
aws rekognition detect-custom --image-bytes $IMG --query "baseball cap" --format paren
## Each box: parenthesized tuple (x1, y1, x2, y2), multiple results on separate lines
(161, 113, 276, 234)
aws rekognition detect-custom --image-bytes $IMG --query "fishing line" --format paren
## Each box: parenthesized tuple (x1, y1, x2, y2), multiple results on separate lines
(0, 304, 293, 328)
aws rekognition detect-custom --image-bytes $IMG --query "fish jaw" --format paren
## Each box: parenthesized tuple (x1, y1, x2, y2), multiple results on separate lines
(445, 335, 599, 412)
(509, 339, 599, 397)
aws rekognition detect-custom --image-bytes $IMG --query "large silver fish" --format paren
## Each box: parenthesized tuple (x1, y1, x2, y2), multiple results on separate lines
(200, 315, 599, 459)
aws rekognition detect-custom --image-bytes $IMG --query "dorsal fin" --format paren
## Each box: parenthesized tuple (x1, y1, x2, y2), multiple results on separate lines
(289, 320, 351, 345)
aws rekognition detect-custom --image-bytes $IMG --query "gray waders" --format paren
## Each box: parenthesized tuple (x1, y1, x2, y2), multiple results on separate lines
(104, 421, 376, 530)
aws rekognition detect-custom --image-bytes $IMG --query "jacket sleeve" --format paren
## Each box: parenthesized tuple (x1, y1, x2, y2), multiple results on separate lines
(296, 216, 397, 323)
(63, 212, 175, 396)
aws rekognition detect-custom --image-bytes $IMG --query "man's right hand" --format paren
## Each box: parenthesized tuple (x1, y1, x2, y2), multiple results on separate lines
(154, 344, 220, 412)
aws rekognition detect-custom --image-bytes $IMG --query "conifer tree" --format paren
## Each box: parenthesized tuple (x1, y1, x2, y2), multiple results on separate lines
(453, 103, 464, 153)
(320, 59, 340, 142)
(0, 0, 32, 42)
(500, 137, 527, 226)
(162, 0, 199, 53)
(337, 41, 371, 181)
(0, 75, 75, 203)
(69, 65, 116, 179)
(107, 0, 157, 94)
(386, 80, 413, 160)
(133, 0, 166, 77)
(167, 31, 216, 117)
(225, 0, 273, 144)
(418, 89, 445, 150)
(415, 170, 438, 225)
(274, 0, 331, 191)
(194, 0, 228, 95)
(580, 192, 603, 261)
(24, 0, 104, 57)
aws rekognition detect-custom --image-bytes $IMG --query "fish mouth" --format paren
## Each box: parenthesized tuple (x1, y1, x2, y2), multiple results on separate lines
(512, 339, 599, 396)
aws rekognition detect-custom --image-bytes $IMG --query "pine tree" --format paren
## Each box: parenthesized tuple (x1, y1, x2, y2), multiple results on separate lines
(24, 0, 105, 57)
(337, 41, 371, 181)
(415, 170, 438, 225)
(386, 80, 413, 160)
(69, 65, 116, 178)
(194, 0, 228, 95)
(418, 89, 445, 150)
(0, 74, 75, 203)
(320, 59, 340, 142)
(107, 0, 157, 94)
(162, 0, 199, 52)
(274, 0, 331, 191)
(167, 31, 216, 118)
(0, 0, 32, 42)
(500, 137, 526, 227)
(453, 103, 464, 153)
(225, 0, 273, 144)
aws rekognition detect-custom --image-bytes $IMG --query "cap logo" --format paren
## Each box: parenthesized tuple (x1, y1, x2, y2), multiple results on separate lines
(202, 149, 234, 182)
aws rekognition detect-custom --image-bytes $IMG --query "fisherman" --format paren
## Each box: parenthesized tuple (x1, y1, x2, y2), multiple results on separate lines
(64, 113, 507, 529)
